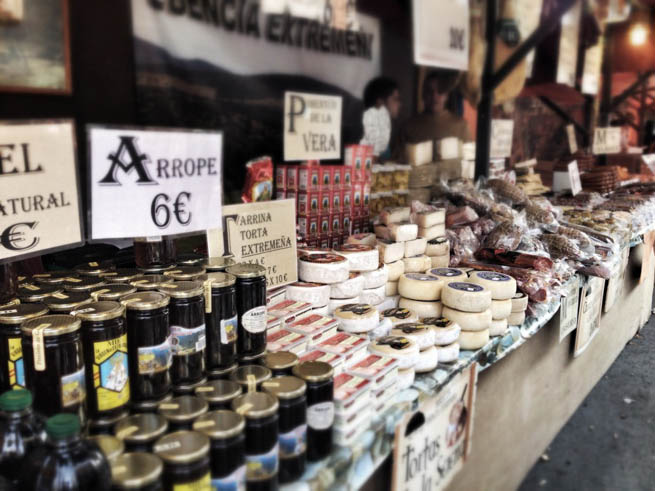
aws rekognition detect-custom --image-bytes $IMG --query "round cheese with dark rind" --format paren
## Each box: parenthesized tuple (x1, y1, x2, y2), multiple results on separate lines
(468, 271, 517, 300)
(415, 345, 438, 373)
(334, 303, 379, 333)
(441, 282, 492, 313)
(380, 308, 418, 326)
(332, 244, 379, 272)
(511, 292, 528, 312)
(298, 253, 349, 284)
(368, 335, 420, 369)
(426, 267, 467, 282)
(398, 273, 443, 301)
(421, 317, 461, 346)
(390, 323, 435, 350)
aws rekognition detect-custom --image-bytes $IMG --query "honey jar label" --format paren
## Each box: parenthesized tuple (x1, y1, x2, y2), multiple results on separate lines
(212, 464, 245, 491)
(279, 424, 307, 459)
(138, 337, 172, 374)
(171, 472, 210, 491)
(93, 334, 129, 412)
(220, 315, 238, 344)
(7, 337, 25, 389)
(32, 323, 49, 371)
(61, 367, 86, 408)
(170, 324, 206, 355)
(307, 402, 335, 430)
(245, 444, 279, 482)
(242, 306, 267, 334)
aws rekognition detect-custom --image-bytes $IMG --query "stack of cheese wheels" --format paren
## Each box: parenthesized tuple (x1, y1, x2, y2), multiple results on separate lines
(333, 303, 380, 334)
(508, 292, 528, 327)
(468, 271, 518, 335)
(391, 323, 438, 373)
(368, 335, 420, 389)
(328, 244, 380, 310)
(421, 316, 461, 363)
(286, 281, 331, 310)
(380, 307, 419, 326)
(425, 236, 450, 268)
(397, 273, 444, 320)
(441, 281, 492, 350)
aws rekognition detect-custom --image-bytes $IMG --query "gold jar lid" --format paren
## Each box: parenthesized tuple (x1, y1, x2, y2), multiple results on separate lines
(163, 266, 206, 281)
(138, 264, 178, 275)
(262, 376, 306, 400)
(263, 351, 298, 371)
(111, 452, 163, 488)
(0, 298, 20, 309)
(91, 283, 137, 301)
(158, 396, 208, 423)
(62, 276, 106, 292)
(157, 281, 204, 299)
(88, 434, 124, 461)
(71, 301, 125, 322)
(230, 365, 272, 389)
(129, 275, 173, 291)
(44, 291, 93, 312)
(193, 410, 245, 440)
(232, 392, 278, 419)
(101, 268, 140, 283)
(114, 413, 168, 443)
(17, 283, 63, 302)
(203, 256, 236, 272)
(153, 430, 210, 465)
(204, 272, 236, 289)
(225, 263, 265, 279)
(120, 292, 170, 311)
(21, 314, 81, 337)
(74, 261, 114, 277)
(176, 253, 205, 266)
(292, 361, 334, 383)
(0, 303, 48, 325)
(31, 271, 77, 285)
(194, 380, 242, 404)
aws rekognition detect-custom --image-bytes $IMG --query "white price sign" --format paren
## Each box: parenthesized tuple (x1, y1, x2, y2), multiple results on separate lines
(558, 276, 580, 342)
(566, 124, 578, 153)
(568, 161, 582, 196)
(88, 127, 223, 239)
(0, 121, 83, 262)
(592, 127, 621, 155)
(284, 91, 342, 161)
(574, 276, 605, 357)
(642, 154, 655, 174)
(412, 0, 469, 70)
(490, 119, 514, 159)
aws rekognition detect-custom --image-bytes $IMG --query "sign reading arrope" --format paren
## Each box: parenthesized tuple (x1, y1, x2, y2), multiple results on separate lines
(88, 127, 223, 239)
(284, 92, 342, 161)
(0, 121, 82, 262)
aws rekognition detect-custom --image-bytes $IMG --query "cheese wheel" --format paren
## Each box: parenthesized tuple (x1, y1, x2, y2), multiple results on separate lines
(508, 311, 526, 326)
(329, 273, 365, 299)
(368, 336, 420, 369)
(361, 264, 388, 289)
(511, 292, 529, 312)
(418, 223, 445, 240)
(398, 367, 415, 390)
(427, 267, 467, 282)
(388, 295, 400, 308)
(380, 308, 418, 326)
(426, 237, 449, 257)
(367, 317, 393, 340)
(398, 298, 442, 318)
(436, 342, 460, 363)
(441, 306, 492, 332)
(398, 273, 443, 301)
(346, 233, 377, 247)
(404, 238, 428, 258)
(334, 303, 379, 333)
(391, 323, 435, 350)
(297, 247, 332, 256)
(328, 296, 360, 314)
(490, 318, 508, 337)
(402, 255, 431, 273)
(416, 209, 446, 228)
(468, 271, 517, 300)
(298, 253, 349, 284)
(441, 282, 491, 313)
(459, 329, 490, 350)
(386, 260, 404, 281)
(377, 240, 405, 264)
(415, 346, 438, 373)
(286, 282, 331, 308)
(312, 305, 329, 316)
(421, 317, 461, 346)
(360, 285, 385, 306)
(430, 255, 450, 268)
(380, 207, 410, 226)
(333, 244, 379, 272)
(491, 299, 512, 320)
(385, 281, 398, 296)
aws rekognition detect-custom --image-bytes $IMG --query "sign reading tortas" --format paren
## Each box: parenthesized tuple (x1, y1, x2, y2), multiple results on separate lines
(0, 121, 83, 262)
(206, 199, 297, 290)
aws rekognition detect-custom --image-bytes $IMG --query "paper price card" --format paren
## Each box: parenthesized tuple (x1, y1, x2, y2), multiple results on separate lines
(489, 119, 514, 159)
(559, 276, 580, 342)
(592, 127, 621, 155)
(574, 276, 605, 357)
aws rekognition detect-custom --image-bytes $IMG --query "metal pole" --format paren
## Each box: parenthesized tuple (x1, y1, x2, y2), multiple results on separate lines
(599, 24, 614, 165)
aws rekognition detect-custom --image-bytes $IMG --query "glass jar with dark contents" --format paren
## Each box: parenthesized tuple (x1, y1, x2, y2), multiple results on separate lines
(232, 392, 279, 491)
(263, 352, 298, 377)
(225, 264, 267, 360)
(74, 261, 114, 278)
(158, 282, 206, 392)
(62, 276, 107, 293)
(204, 272, 238, 372)
(134, 236, 176, 269)
(207, 363, 238, 381)
(139, 265, 178, 276)
(87, 434, 124, 462)
(177, 253, 206, 266)
(0, 298, 20, 309)
(101, 268, 140, 284)
(163, 266, 206, 282)
(0, 303, 48, 391)
(121, 292, 172, 411)
(154, 431, 211, 491)
(0, 263, 18, 305)
(239, 352, 266, 367)
(203, 257, 236, 273)
(157, 395, 208, 432)
(44, 291, 93, 314)
(193, 410, 246, 490)
(230, 365, 272, 393)
(111, 452, 164, 491)
(292, 361, 334, 462)
(72, 301, 130, 430)
(129, 275, 173, 292)
(194, 379, 242, 410)
(90, 283, 137, 302)
(32, 271, 78, 285)
(17, 283, 63, 303)
(262, 376, 307, 483)
(114, 413, 168, 453)
(21, 314, 87, 424)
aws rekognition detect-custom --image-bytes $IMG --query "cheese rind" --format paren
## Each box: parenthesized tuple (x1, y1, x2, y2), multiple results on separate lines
(333, 245, 379, 272)
(427, 267, 467, 282)
(398, 297, 442, 318)
(490, 318, 508, 336)
(459, 329, 490, 350)
(298, 253, 350, 284)
(380, 307, 418, 326)
(426, 237, 450, 256)
(377, 240, 405, 264)
(286, 282, 331, 308)
(416, 209, 446, 228)
(402, 255, 431, 273)
(380, 207, 411, 226)
(468, 271, 517, 300)
(441, 282, 492, 312)
(368, 335, 420, 369)
(386, 260, 404, 281)
(360, 285, 385, 306)
(441, 306, 492, 332)
(330, 273, 365, 299)
(418, 223, 446, 240)
(430, 255, 450, 269)
(398, 273, 443, 301)
(511, 292, 529, 312)
(346, 233, 377, 247)
(328, 296, 361, 314)
(385, 281, 398, 296)
(404, 237, 428, 258)
(507, 311, 526, 326)
(391, 323, 435, 350)
(490, 299, 512, 320)
(361, 264, 388, 289)
(415, 346, 438, 373)
(334, 303, 380, 333)
(422, 318, 461, 345)
(436, 342, 460, 362)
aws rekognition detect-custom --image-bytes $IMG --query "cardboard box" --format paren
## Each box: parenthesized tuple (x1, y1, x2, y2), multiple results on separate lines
(319, 166, 333, 188)
(343, 167, 353, 188)
(298, 216, 319, 238)
(319, 235, 330, 248)
(351, 218, 362, 235)
(342, 188, 352, 211)
(342, 214, 352, 235)
(331, 214, 341, 235)
(362, 183, 370, 208)
(275, 165, 286, 190)
(298, 166, 320, 192)
(319, 215, 330, 236)
(331, 234, 340, 249)
(286, 190, 297, 209)
(275, 190, 286, 200)
(332, 192, 342, 213)
(297, 191, 319, 216)
(286, 165, 298, 190)
(344, 144, 373, 183)
(333, 166, 343, 189)
(319, 189, 332, 215)
(352, 183, 362, 208)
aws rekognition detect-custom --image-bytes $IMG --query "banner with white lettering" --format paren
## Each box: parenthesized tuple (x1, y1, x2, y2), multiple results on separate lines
(0, 121, 83, 262)
(88, 126, 223, 239)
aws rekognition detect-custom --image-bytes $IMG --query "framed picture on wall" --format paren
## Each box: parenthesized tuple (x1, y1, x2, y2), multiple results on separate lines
(0, 0, 71, 94)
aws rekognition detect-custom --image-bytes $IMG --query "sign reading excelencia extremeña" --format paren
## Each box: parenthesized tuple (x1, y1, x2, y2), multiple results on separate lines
(88, 126, 223, 239)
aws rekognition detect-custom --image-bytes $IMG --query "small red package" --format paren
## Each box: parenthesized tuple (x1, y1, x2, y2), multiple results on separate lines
(242, 156, 273, 203)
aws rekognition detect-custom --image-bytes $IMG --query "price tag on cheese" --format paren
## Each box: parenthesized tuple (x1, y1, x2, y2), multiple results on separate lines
(568, 161, 582, 196)
(490, 119, 514, 159)
(592, 127, 621, 155)
(566, 125, 578, 153)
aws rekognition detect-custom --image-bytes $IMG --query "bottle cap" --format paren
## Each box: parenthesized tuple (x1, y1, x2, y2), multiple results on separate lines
(46, 413, 80, 439)
(0, 389, 32, 412)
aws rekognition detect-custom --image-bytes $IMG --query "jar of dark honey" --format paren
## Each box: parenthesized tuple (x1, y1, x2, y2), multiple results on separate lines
(17, 283, 63, 303)
(207, 363, 238, 381)
(32, 271, 77, 285)
(62, 276, 106, 293)
(194, 380, 242, 411)
(154, 431, 211, 491)
(129, 275, 173, 292)
(44, 291, 93, 314)
(101, 268, 140, 284)
(203, 257, 236, 273)
(133, 236, 176, 269)
(263, 352, 298, 377)
(204, 272, 238, 372)
(114, 413, 168, 453)
(163, 266, 206, 281)
(0, 263, 18, 305)
(74, 261, 114, 278)
(230, 365, 272, 393)
(157, 395, 208, 432)
(111, 452, 164, 490)
(90, 283, 137, 302)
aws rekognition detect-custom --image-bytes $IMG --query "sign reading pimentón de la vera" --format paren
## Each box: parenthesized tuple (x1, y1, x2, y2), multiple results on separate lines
(0, 121, 83, 262)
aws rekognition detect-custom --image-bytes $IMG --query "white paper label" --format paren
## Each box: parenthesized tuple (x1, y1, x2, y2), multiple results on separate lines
(567, 125, 578, 153)
(568, 161, 582, 196)
(592, 127, 622, 155)
(220, 315, 238, 344)
(642, 154, 655, 174)
(490, 120, 514, 159)
(242, 306, 267, 334)
(307, 401, 335, 430)
(170, 324, 206, 354)
(559, 277, 580, 342)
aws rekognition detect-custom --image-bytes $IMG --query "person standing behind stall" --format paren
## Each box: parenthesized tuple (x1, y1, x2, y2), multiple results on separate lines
(361, 77, 401, 160)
